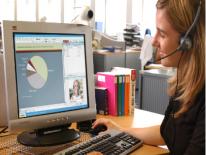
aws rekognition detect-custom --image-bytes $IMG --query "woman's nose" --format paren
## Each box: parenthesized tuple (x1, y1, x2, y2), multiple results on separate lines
(151, 35, 159, 48)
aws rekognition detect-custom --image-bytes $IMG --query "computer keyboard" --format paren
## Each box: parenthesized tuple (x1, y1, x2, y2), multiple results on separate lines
(54, 129, 143, 155)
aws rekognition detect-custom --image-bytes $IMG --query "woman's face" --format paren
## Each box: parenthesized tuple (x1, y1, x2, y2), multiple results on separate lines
(73, 81, 79, 95)
(152, 9, 182, 67)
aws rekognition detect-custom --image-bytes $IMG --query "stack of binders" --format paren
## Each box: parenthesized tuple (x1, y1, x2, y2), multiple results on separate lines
(95, 67, 136, 116)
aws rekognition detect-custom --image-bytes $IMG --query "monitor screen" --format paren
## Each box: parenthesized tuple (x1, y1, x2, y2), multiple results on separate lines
(2, 21, 96, 146)
(14, 33, 88, 118)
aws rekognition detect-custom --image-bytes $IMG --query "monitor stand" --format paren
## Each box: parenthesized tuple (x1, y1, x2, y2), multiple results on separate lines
(17, 124, 80, 147)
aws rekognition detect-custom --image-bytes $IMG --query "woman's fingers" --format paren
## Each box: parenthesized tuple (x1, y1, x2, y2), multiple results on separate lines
(87, 151, 103, 155)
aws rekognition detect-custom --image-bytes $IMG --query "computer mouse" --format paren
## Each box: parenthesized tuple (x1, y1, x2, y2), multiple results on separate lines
(90, 124, 107, 135)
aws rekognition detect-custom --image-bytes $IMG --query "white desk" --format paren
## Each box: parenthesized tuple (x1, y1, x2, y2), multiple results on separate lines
(132, 108, 164, 128)
(97, 108, 168, 154)
(133, 108, 168, 150)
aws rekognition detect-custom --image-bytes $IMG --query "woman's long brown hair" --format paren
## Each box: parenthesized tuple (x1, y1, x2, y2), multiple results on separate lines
(156, 0, 205, 117)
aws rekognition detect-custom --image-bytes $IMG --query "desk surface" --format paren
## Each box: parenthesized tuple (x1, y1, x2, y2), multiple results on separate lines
(97, 110, 169, 155)
(0, 109, 169, 155)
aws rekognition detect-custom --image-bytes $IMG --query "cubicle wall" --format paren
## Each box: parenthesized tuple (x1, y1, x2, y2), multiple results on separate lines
(138, 69, 175, 114)
(93, 52, 125, 73)
(125, 51, 141, 90)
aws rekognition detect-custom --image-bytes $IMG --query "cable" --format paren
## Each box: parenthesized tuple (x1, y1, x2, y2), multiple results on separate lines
(175, 51, 184, 96)
(171, 52, 184, 152)
(0, 126, 8, 134)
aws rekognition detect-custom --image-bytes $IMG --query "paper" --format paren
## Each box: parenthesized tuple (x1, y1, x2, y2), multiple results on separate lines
(132, 108, 164, 128)
(140, 35, 153, 70)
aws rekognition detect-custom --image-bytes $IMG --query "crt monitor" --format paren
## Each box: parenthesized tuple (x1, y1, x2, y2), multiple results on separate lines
(2, 20, 96, 146)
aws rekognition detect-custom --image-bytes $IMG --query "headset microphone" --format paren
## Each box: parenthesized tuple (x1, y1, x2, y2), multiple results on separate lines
(153, 48, 179, 63)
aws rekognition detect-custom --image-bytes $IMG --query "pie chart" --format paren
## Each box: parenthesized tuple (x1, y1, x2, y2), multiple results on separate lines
(26, 56, 48, 89)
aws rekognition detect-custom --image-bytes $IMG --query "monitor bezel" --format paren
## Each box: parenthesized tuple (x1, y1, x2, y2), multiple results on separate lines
(2, 20, 96, 131)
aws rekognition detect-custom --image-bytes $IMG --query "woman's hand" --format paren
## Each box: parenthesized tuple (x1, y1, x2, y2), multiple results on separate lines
(92, 118, 123, 130)
(87, 151, 103, 155)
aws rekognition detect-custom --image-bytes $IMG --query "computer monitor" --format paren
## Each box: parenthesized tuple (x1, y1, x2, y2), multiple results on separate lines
(2, 20, 96, 146)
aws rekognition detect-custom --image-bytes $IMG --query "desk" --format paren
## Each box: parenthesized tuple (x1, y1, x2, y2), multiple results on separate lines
(97, 109, 169, 155)
(0, 109, 169, 155)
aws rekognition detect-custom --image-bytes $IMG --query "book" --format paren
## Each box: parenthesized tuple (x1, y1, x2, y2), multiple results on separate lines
(114, 74, 128, 116)
(117, 75, 123, 116)
(95, 87, 108, 115)
(121, 75, 125, 116)
(96, 72, 118, 116)
(124, 74, 130, 115)
(111, 67, 136, 115)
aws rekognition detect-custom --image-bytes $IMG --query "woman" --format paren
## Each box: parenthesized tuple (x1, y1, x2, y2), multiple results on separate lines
(71, 80, 83, 101)
(92, 0, 205, 154)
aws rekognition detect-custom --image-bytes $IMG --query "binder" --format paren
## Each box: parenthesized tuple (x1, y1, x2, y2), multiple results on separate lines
(124, 75, 130, 115)
(111, 67, 136, 115)
(117, 75, 123, 116)
(96, 72, 118, 116)
(95, 87, 108, 115)
(121, 75, 125, 116)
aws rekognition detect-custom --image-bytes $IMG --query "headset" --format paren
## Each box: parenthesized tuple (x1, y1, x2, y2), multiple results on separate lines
(154, 0, 202, 62)
(179, 0, 202, 51)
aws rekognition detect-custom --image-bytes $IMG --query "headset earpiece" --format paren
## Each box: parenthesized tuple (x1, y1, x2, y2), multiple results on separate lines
(179, 35, 193, 52)
(178, 0, 201, 52)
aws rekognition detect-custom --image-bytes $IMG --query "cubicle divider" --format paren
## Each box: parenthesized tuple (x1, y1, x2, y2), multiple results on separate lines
(138, 69, 175, 114)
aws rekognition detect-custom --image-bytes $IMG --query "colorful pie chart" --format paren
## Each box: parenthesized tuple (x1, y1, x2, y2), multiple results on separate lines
(26, 56, 48, 89)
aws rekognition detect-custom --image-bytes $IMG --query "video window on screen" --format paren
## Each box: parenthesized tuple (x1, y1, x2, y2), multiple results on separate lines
(13, 33, 89, 118)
